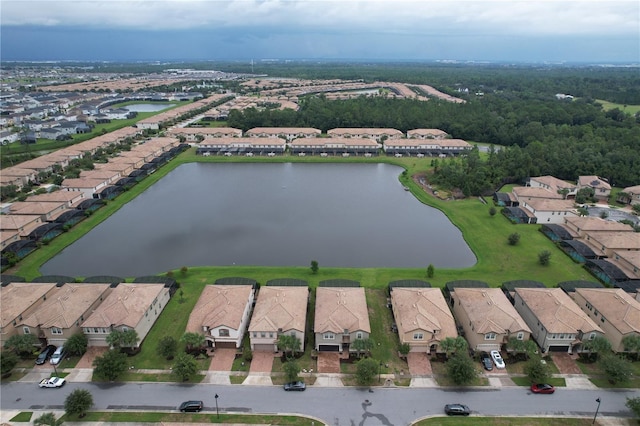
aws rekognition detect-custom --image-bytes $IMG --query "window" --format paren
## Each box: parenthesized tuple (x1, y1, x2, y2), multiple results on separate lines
(485, 333, 496, 340)
(252, 332, 257, 338)
(260, 332, 266, 338)
(51, 327, 63, 335)
(94, 328, 99, 333)
(122, 326, 129, 332)
(323, 332, 335, 340)
(517, 332, 524, 340)
(589, 333, 596, 340)
(356, 332, 363, 339)
(23, 327, 30, 334)
(219, 328, 229, 337)
(413, 333, 424, 340)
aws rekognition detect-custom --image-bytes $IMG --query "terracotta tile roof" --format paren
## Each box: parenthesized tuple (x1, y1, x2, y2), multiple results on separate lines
(249, 286, 308, 333)
(0, 282, 57, 328)
(522, 198, 576, 211)
(575, 288, 640, 335)
(529, 175, 576, 192)
(623, 185, 640, 195)
(391, 288, 456, 338)
(454, 288, 531, 334)
(585, 231, 640, 250)
(512, 186, 563, 200)
(20, 283, 111, 329)
(314, 287, 371, 334)
(407, 129, 448, 138)
(81, 283, 167, 329)
(515, 288, 602, 334)
(578, 176, 611, 190)
(564, 216, 634, 233)
(186, 285, 254, 333)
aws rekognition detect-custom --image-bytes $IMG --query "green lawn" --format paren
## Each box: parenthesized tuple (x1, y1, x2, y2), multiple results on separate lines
(596, 99, 640, 115)
(415, 418, 600, 426)
(61, 411, 321, 425)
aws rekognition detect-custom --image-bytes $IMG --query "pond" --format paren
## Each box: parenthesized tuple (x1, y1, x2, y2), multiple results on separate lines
(124, 103, 176, 112)
(40, 163, 476, 276)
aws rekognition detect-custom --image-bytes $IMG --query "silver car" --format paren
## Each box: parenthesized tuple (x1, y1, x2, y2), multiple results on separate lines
(50, 346, 66, 365)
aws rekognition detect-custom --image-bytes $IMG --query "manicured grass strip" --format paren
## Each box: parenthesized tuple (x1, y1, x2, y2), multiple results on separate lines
(61, 411, 323, 425)
(589, 378, 640, 388)
(415, 417, 598, 426)
(9, 412, 32, 422)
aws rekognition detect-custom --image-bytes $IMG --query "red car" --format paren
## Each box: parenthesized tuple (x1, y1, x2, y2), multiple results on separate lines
(531, 383, 555, 394)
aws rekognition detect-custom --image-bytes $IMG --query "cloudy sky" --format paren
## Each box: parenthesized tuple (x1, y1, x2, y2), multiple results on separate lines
(1, 0, 638, 63)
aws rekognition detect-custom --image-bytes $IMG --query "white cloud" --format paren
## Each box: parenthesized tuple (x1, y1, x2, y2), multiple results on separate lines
(2, 0, 638, 38)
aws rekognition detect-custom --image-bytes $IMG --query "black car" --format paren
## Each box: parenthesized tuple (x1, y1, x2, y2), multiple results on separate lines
(283, 381, 306, 391)
(179, 400, 203, 412)
(480, 352, 493, 371)
(35, 345, 57, 365)
(444, 404, 471, 416)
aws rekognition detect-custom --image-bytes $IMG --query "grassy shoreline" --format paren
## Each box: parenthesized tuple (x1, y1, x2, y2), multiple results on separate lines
(10, 148, 592, 286)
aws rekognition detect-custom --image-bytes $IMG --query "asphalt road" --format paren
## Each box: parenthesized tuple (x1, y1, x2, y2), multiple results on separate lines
(2, 382, 639, 425)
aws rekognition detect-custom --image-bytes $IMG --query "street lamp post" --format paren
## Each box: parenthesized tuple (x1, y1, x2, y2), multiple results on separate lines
(214, 393, 219, 419)
(378, 362, 383, 383)
(593, 397, 601, 424)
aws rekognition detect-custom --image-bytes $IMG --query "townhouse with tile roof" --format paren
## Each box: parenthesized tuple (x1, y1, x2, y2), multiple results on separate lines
(518, 198, 578, 224)
(186, 284, 255, 350)
(16, 283, 112, 347)
(289, 137, 381, 156)
(618, 185, 640, 206)
(450, 287, 531, 352)
(578, 176, 612, 201)
(528, 175, 577, 198)
(248, 286, 308, 352)
(572, 288, 640, 353)
(245, 127, 321, 141)
(406, 128, 449, 139)
(0, 282, 58, 347)
(167, 127, 243, 141)
(327, 128, 403, 142)
(81, 283, 170, 347)
(581, 231, 640, 258)
(390, 287, 457, 354)
(314, 287, 371, 353)
(513, 287, 603, 353)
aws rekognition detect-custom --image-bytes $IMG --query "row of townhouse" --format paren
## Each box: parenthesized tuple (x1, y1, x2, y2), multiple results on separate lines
(0, 281, 171, 349)
(187, 283, 370, 354)
(538, 216, 640, 288)
(1, 136, 188, 267)
(167, 127, 471, 157)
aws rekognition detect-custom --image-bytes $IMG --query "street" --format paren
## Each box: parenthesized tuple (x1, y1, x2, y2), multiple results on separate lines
(1, 382, 638, 425)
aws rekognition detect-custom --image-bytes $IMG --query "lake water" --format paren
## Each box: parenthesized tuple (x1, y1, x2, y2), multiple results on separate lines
(125, 103, 175, 112)
(40, 163, 476, 277)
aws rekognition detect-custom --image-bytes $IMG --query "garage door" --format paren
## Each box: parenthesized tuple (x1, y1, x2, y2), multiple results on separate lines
(548, 345, 570, 352)
(252, 344, 275, 352)
(318, 345, 340, 352)
(215, 341, 236, 349)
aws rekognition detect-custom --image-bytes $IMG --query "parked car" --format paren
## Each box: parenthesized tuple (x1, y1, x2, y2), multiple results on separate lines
(480, 352, 493, 371)
(50, 346, 66, 365)
(178, 401, 203, 412)
(284, 381, 306, 391)
(531, 383, 556, 394)
(444, 404, 471, 416)
(35, 345, 57, 365)
(490, 350, 505, 369)
(38, 377, 66, 388)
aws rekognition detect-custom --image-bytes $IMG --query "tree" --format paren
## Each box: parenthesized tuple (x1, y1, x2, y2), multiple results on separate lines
(581, 336, 612, 361)
(489, 206, 497, 216)
(277, 334, 302, 360)
(64, 388, 93, 418)
(439, 336, 468, 359)
(64, 333, 88, 357)
(180, 266, 188, 277)
(427, 264, 435, 278)
(538, 250, 551, 265)
(283, 360, 301, 383)
(598, 353, 633, 384)
(506, 337, 538, 361)
(3, 334, 38, 357)
(92, 349, 128, 381)
(508, 232, 520, 246)
(626, 397, 640, 418)
(398, 343, 411, 356)
(310, 260, 319, 274)
(106, 329, 139, 349)
(181, 332, 206, 354)
(524, 355, 551, 384)
(172, 352, 198, 381)
(446, 351, 478, 385)
(355, 357, 379, 386)
(1, 351, 19, 377)
(622, 335, 640, 360)
(157, 336, 178, 360)
(351, 338, 374, 359)
(33, 412, 63, 426)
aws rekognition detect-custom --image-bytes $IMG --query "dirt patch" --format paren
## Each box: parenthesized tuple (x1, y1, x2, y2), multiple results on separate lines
(412, 172, 462, 200)
(550, 352, 582, 374)
(407, 352, 433, 375)
(317, 352, 341, 373)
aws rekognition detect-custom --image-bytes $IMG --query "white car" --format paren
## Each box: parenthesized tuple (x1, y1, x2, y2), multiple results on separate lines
(490, 350, 506, 369)
(50, 346, 65, 365)
(39, 377, 66, 388)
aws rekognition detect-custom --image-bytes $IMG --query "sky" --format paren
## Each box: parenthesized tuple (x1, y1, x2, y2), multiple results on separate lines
(1, 0, 639, 63)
